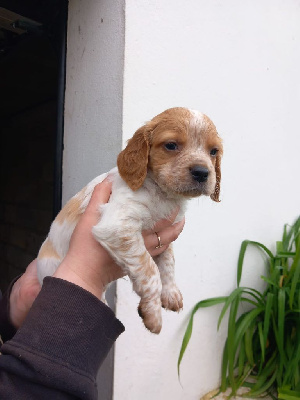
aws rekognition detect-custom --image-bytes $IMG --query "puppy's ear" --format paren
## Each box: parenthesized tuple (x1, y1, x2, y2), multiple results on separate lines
(210, 154, 222, 202)
(117, 125, 151, 191)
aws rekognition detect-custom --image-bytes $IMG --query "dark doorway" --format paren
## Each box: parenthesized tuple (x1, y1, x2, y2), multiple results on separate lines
(0, 1, 67, 292)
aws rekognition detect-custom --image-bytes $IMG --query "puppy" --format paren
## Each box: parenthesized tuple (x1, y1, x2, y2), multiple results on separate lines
(37, 107, 223, 334)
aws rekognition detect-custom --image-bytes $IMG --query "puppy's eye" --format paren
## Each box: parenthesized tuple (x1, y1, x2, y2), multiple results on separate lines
(210, 148, 219, 156)
(164, 142, 178, 151)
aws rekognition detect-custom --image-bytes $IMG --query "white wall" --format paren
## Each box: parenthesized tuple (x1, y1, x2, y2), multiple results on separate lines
(63, 1, 125, 399)
(114, 1, 300, 399)
(63, 0, 125, 204)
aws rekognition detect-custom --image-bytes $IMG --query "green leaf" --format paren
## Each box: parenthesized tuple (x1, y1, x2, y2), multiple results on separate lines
(282, 220, 299, 252)
(261, 275, 278, 287)
(234, 308, 265, 354)
(217, 288, 242, 329)
(244, 324, 255, 366)
(277, 241, 283, 254)
(237, 338, 246, 377)
(240, 297, 259, 307)
(285, 217, 300, 252)
(237, 240, 249, 287)
(177, 297, 227, 374)
(219, 307, 265, 392)
(245, 367, 277, 397)
(249, 241, 275, 259)
(241, 287, 264, 304)
(246, 351, 277, 396)
(277, 252, 296, 258)
(217, 287, 263, 330)
(277, 289, 286, 365)
(283, 327, 300, 387)
(237, 240, 274, 286)
(289, 252, 300, 309)
(278, 388, 300, 400)
(220, 340, 229, 392)
(227, 294, 241, 393)
(263, 292, 274, 350)
(257, 321, 265, 366)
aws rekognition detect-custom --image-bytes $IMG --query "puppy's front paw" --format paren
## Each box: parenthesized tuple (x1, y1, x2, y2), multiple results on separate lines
(161, 286, 183, 312)
(138, 299, 162, 334)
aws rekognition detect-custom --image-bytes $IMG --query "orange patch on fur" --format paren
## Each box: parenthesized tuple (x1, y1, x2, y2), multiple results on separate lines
(141, 278, 149, 286)
(56, 191, 84, 224)
(117, 107, 192, 191)
(151, 107, 191, 130)
(202, 114, 223, 153)
(148, 109, 191, 170)
(138, 252, 156, 278)
(119, 236, 135, 253)
(117, 126, 150, 191)
(38, 239, 60, 259)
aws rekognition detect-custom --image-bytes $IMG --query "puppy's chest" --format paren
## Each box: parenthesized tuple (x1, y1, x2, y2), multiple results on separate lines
(143, 195, 184, 227)
(108, 175, 186, 230)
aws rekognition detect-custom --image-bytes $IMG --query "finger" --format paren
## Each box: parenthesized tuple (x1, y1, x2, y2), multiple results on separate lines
(158, 217, 185, 246)
(77, 179, 112, 233)
(143, 207, 180, 237)
(25, 259, 38, 277)
(153, 207, 180, 232)
(149, 219, 184, 257)
(149, 244, 169, 258)
(68, 179, 115, 259)
(145, 217, 185, 254)
(86, 178, 112, 214)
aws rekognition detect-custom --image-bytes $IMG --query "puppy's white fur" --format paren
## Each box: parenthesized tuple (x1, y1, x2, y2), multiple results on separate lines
(37, 107, 222, 334)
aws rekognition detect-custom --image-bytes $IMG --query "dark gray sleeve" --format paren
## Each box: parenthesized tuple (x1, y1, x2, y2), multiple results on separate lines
(0, 277, 124, 400)
(0, 276, 20, 343)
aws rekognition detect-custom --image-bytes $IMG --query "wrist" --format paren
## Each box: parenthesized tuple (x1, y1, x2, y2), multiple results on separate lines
(53, 261, 104, 300)
(9, 287, 19, 328)
(0, 279, 19, 340)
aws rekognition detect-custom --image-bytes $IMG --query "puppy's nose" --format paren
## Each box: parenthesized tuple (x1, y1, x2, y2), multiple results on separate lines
(190, 166, 209, 183)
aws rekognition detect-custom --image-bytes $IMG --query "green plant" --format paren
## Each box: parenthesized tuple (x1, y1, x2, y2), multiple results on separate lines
(178, 217, 300, 399)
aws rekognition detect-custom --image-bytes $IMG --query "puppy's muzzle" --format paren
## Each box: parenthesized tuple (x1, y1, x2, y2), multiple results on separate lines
(190, 165, 209, 183)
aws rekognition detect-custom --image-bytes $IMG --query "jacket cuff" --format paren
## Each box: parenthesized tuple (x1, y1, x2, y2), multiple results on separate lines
(0, 276, 20, 343)
(3, 277, 124, 381)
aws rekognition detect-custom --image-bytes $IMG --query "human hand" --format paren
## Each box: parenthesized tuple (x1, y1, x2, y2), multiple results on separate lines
(143, 208, 185, 257)
(10, 179, 185, 325)
(53, 179, 185, 299)
(53, 179, 122, 299)
(9, 259, 41, 329)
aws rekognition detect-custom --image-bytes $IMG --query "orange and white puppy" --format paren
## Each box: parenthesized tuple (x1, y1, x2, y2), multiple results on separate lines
(37, 107, 223, 334)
